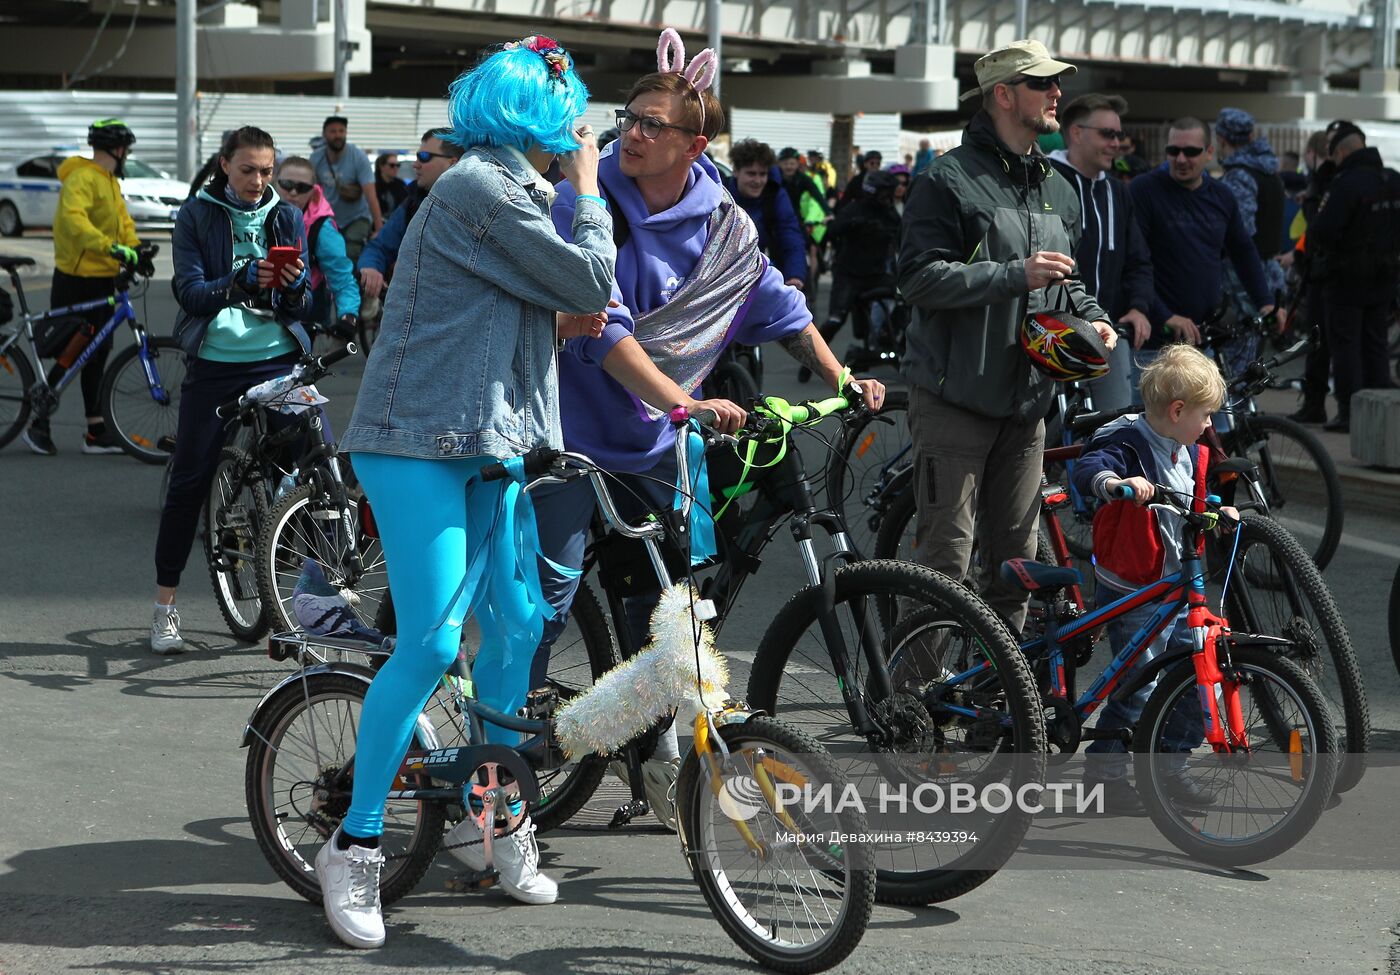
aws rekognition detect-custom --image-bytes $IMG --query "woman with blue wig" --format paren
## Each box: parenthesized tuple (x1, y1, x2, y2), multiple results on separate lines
(321, 36, 616, 948)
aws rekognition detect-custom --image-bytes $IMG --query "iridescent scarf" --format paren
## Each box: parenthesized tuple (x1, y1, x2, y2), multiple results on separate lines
(631, 190, 767, 420)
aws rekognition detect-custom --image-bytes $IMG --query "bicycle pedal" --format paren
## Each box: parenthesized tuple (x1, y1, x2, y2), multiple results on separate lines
(693, 599, 718, 622)
(446, 868, 499, 892)
(608, 799, 650, 830)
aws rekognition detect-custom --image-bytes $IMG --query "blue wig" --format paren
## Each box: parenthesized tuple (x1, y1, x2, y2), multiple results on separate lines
(448, 39, 589, 155)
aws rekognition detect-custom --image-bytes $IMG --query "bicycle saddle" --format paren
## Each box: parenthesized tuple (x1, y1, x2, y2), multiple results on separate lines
(0, 255, 36, 270)
(1000, 557, 1081, 594)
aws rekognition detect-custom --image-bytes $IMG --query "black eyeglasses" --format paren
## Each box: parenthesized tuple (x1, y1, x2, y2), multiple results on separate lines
(615, 109, 697, 140)
(1007, 73, 1063, 92)
(1165, 145, 1206, 158)
(1076, 124, 1126, 141)
(277, 179, 314, 194)
(416, 150, 455, 164)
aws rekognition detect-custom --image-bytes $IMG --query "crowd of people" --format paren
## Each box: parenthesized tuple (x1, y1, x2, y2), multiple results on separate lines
(6, 27, 1399, 952)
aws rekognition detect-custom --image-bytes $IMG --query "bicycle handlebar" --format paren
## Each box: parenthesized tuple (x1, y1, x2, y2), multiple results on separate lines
(481, 445, 563, 483)
(215, 341, 357, 419)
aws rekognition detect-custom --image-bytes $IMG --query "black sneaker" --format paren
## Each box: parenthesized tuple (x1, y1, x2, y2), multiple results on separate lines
(1084, 775, 1147, 816)
(1322, 415, 1350, 434)
(82, 426, 125, 455)
(21, 423, 56, 456)
(1160, 768, 1220, 807)
(1288, 404, 1327, 425)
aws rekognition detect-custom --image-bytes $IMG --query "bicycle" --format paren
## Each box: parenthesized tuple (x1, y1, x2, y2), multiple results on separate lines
(204, 342, 381, 641)
(1202, 314, 1343, 570)
(838, 284, 908, 377)
(244, 425, 876, 973)
(920, 484, 1339, 866)
(370, 383, 1046, 905)
(0, 244, 183, 462)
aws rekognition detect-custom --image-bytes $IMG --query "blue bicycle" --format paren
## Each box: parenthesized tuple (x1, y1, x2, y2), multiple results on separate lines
(0, 244, 184, 462)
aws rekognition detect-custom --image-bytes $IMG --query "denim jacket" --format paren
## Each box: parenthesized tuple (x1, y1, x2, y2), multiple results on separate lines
(341, 146, 615, 460)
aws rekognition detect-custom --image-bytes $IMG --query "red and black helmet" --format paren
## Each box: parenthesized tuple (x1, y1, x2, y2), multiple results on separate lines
(1020, 309, 1111, 382)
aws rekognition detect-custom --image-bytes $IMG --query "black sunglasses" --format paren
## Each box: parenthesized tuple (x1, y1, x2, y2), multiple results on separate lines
(1076, 124, 1126, 141)
(1007, 73, 1063, 92)
(416, 150, 455, 164)
(277, 178, 314, 194)
(615, 109, 697, 140)
(383, 161, 400, 168)
(1165, 145, 1206, 158)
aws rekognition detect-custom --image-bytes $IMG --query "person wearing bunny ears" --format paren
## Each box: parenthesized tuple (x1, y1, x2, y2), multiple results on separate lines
(533, 27, 886, 831)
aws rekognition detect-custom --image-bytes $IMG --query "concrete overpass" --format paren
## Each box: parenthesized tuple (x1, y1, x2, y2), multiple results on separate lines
(0, 0, 1395, 120)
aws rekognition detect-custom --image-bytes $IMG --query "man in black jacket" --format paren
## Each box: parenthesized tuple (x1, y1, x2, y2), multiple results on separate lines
(1307, 121, 1400, 431)
(1048, 92, 1155, 410)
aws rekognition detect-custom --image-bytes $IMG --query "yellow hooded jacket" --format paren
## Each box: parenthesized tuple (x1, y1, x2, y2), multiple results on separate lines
(53, 155, 138, 278)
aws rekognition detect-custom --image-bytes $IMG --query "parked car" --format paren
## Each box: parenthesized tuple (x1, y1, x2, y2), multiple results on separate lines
(0, 151, 187, 237)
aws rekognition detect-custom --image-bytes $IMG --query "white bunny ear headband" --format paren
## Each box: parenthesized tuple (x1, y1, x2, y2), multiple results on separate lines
(656, 27, 718, 134)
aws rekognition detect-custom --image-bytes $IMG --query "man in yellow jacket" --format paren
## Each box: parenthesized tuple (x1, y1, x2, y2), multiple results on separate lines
(23, 118, 142, 456)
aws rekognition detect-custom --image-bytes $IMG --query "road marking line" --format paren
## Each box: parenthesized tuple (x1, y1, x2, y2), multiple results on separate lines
(1276, 517, 1400, 561)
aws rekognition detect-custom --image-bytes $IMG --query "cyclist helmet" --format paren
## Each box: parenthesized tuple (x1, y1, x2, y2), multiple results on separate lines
(1020, 308, 1110, 382)
(88, 119, 136, 152)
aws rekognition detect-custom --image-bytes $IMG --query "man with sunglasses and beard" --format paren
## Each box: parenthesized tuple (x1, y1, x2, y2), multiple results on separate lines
(899, 39, 1117, 635)
(357, 129, 465, 314)
(1128, 117, 1273, 386)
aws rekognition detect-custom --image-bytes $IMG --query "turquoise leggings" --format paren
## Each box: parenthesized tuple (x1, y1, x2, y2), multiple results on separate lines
(343, 451, 539, 838)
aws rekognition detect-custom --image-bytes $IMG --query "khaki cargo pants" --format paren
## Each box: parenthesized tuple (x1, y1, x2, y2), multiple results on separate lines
(907, 384, 1044, 633)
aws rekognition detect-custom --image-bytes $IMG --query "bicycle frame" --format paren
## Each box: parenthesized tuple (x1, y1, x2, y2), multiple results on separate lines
(0, 275, 173, 410)
(1011, 529, 1254, 752)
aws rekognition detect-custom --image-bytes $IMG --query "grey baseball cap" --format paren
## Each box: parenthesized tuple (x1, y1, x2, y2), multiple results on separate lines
(960, 39, 1077, 103)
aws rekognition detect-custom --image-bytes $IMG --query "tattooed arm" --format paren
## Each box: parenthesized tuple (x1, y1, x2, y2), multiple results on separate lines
(778, 324, 886, 410)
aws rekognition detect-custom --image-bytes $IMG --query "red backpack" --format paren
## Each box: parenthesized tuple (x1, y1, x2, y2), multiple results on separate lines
(1091, 443, 1209, 586)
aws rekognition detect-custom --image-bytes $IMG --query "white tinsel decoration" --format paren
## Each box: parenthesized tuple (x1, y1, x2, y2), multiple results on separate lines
(555, 583, 729, 757)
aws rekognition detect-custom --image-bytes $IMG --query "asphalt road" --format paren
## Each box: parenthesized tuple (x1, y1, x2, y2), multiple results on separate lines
(3, 239, 1399, 975)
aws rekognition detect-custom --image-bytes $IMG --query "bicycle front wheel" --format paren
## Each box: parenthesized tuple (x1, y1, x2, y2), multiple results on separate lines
(677, 715, 875, 973)
(100, 336, 186, 464)
(824, 388, 910, 559)
(258, 482, 389, 636)
(204, 447, 271, 641)
(1224, 413, 1343, 570)
(1134, 647, 1338, 866)
(1214, 513, 1368, 794)
(747, 559, 1045, 905)
(244, 671, 445, 904)
(0, 343, 36, 449)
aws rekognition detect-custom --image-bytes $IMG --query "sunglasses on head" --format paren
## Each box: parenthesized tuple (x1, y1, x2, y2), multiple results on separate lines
(1077, 125, 1126, 141)
(1007, 73, 1063, 92)
(416, 150, 455, 164)
(1165, 145, 1206, 158)
(277, 178, 314, 194)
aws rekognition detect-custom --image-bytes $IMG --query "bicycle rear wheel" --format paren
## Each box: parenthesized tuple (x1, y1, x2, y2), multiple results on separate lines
(1222, 413, 1343, 570)
(746, 560, 1045, 905)
(0, 344, 35, 449)
(258, 482, 389, 636)
(371, 581, 621, 834)
(244, 671, 445, 904)
(100, 336, 186, 464)
(1213, 513, 1368, 794)
(824, 388, 910, 559)
(1134, 647, 1338, 866)
(677, 715, 874, 973)
(204, 446, 271, 641)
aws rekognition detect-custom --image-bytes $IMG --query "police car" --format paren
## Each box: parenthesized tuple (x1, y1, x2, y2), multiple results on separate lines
(0, 151, 187, 237)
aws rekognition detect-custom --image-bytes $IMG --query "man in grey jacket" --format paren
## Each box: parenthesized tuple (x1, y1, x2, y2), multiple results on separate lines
(898, 39, 1118, 630)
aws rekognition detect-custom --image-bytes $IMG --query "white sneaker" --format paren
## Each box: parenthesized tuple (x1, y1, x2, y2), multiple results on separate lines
(442, 814, 488, 873)
(496, 817, 557, 905)
(315, 830, 386, 948)
(610, 756, 681, 831)
(150, 607, 185, 655)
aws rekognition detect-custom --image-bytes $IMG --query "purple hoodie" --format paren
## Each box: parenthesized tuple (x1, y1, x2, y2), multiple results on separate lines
(551, 147, 810, 473)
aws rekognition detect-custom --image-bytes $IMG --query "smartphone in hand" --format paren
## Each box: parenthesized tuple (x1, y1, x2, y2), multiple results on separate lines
(265, 246, 301, 280)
